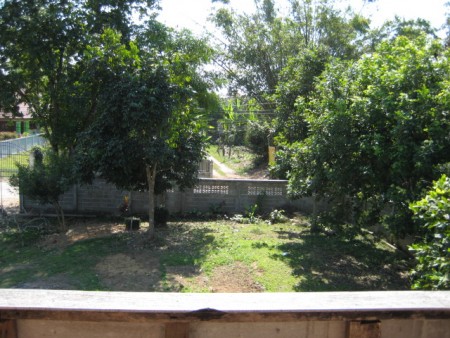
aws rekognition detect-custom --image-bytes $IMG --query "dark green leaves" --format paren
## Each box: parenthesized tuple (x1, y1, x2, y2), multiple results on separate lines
(286, 35, 450, 235)
(409, 175, 450, 290)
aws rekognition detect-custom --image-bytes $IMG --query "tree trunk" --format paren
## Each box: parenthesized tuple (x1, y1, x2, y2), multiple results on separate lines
(146, 164, 157, 239)
(311, 191, 320, 233)
(53, 201, 66, 232)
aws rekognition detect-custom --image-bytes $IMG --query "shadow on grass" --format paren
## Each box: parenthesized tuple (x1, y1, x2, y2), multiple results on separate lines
(0, 221, 221, 291)
(147, 222, 223, 291)
(155, 223, 219, 266)
(271, 229, 411, 291)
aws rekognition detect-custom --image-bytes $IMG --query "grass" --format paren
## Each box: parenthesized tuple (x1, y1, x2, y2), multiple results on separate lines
(0, 152, 29, 176)
(0, 215, 412, 292)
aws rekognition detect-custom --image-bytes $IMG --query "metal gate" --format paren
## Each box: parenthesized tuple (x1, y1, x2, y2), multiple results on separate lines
(0, 134, 47, 211)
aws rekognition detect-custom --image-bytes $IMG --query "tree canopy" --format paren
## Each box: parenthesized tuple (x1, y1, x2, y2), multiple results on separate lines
(0, 0, 158, 151)
(75, 27, 216, 236)
(286, 35, 450, 235)
(1, 0, 218, 237)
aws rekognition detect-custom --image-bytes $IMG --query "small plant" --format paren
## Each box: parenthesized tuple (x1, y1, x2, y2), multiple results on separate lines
(208, 201, 226, 217)
(267, 209, 288, 225)
(245, 203, 261, 224)
(231, 203, 262, 224)
(230, 214, 246, 223)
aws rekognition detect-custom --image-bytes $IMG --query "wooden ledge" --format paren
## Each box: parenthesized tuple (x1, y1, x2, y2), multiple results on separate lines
(0, 290, 449, 323)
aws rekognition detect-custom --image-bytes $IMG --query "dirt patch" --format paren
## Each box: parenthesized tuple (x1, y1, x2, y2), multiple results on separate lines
(95, 253, 161, 291)
(210, 262, 265, 292)
(38, 219, 133, 250)
(36, 220, 267, 292)
(165, 265, 203, 292)
(165, 262, 265, 293)
(17, 273, 78, 290)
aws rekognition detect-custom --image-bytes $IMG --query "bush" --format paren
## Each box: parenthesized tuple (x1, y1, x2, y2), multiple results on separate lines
(0, 132, 17, 140)
(244, 121, 271, 161)
(409, 175, 450, 290)
(267, 209, 288, 224)
(10, 149, 75, 231)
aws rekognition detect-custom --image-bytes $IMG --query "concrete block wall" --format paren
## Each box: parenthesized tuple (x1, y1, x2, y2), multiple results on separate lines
(22, 178, 314, 216)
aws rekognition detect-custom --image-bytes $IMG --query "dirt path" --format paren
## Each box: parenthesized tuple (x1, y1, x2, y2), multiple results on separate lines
(208, 156, 243, 179)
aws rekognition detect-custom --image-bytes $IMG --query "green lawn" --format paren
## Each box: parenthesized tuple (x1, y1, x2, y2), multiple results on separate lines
(0, 215, 411, 292)
(0, 152, 29, 176)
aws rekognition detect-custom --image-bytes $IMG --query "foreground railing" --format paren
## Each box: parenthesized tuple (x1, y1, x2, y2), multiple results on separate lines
(0, 290, 449, 338)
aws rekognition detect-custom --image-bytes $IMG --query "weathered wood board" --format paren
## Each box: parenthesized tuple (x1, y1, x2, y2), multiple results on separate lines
(0, 290, 448, 338)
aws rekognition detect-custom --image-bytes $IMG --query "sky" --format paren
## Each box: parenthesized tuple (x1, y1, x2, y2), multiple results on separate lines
(157, 0, 449, 38)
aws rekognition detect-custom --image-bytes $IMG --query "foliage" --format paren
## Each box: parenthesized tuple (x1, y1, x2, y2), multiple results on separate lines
(244, 120, 272, 162)
(446, 1, 450, 48)
(272, 47, 330, 144)
(212, 0, 369, 101)
(285, 35, 450, 236)
(75, 27, 215, 237)
(272, 12, 442, 168)
(212, 0, 371, 161)
(1, 0, 217, 237)
(10, 148, 75, 231)
(409, 175, 450, 290)
(267, 209, 288, 224)
(0, 132, 17, 140)
(0, 0, 157, 152)
(216, 97, 247, 154)
(230, 203, 261, 224)
(372, 17, 437, 45)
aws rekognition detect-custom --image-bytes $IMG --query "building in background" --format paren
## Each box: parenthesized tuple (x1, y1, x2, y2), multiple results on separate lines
(0, 103, 37, 137)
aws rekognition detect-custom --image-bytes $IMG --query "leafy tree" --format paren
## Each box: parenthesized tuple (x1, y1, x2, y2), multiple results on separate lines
(272, 15, 442, 181)
(367, 17, 437, 50)
(76, 27, 215, 237)
(272, 47, 330, 144)
(244, 119, 272, 163)
(286, 35, 450, 236)
(212, 0, 290, 101)
(409, 175, 450, 290)
(0, 0, 156, 151)
(212, 0, 369, 102)
(1, 0, 216, 238)
(0, 0, 158, 230)
(212, 0, 371, 164)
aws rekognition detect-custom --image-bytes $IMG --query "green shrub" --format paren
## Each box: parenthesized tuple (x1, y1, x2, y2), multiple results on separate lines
(0, 132, 18, 140)
(244, 121, 271, 161)
(10, 149, 75, 231)
(267, 209, 288, 224)
(409, 175, 450, 290)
